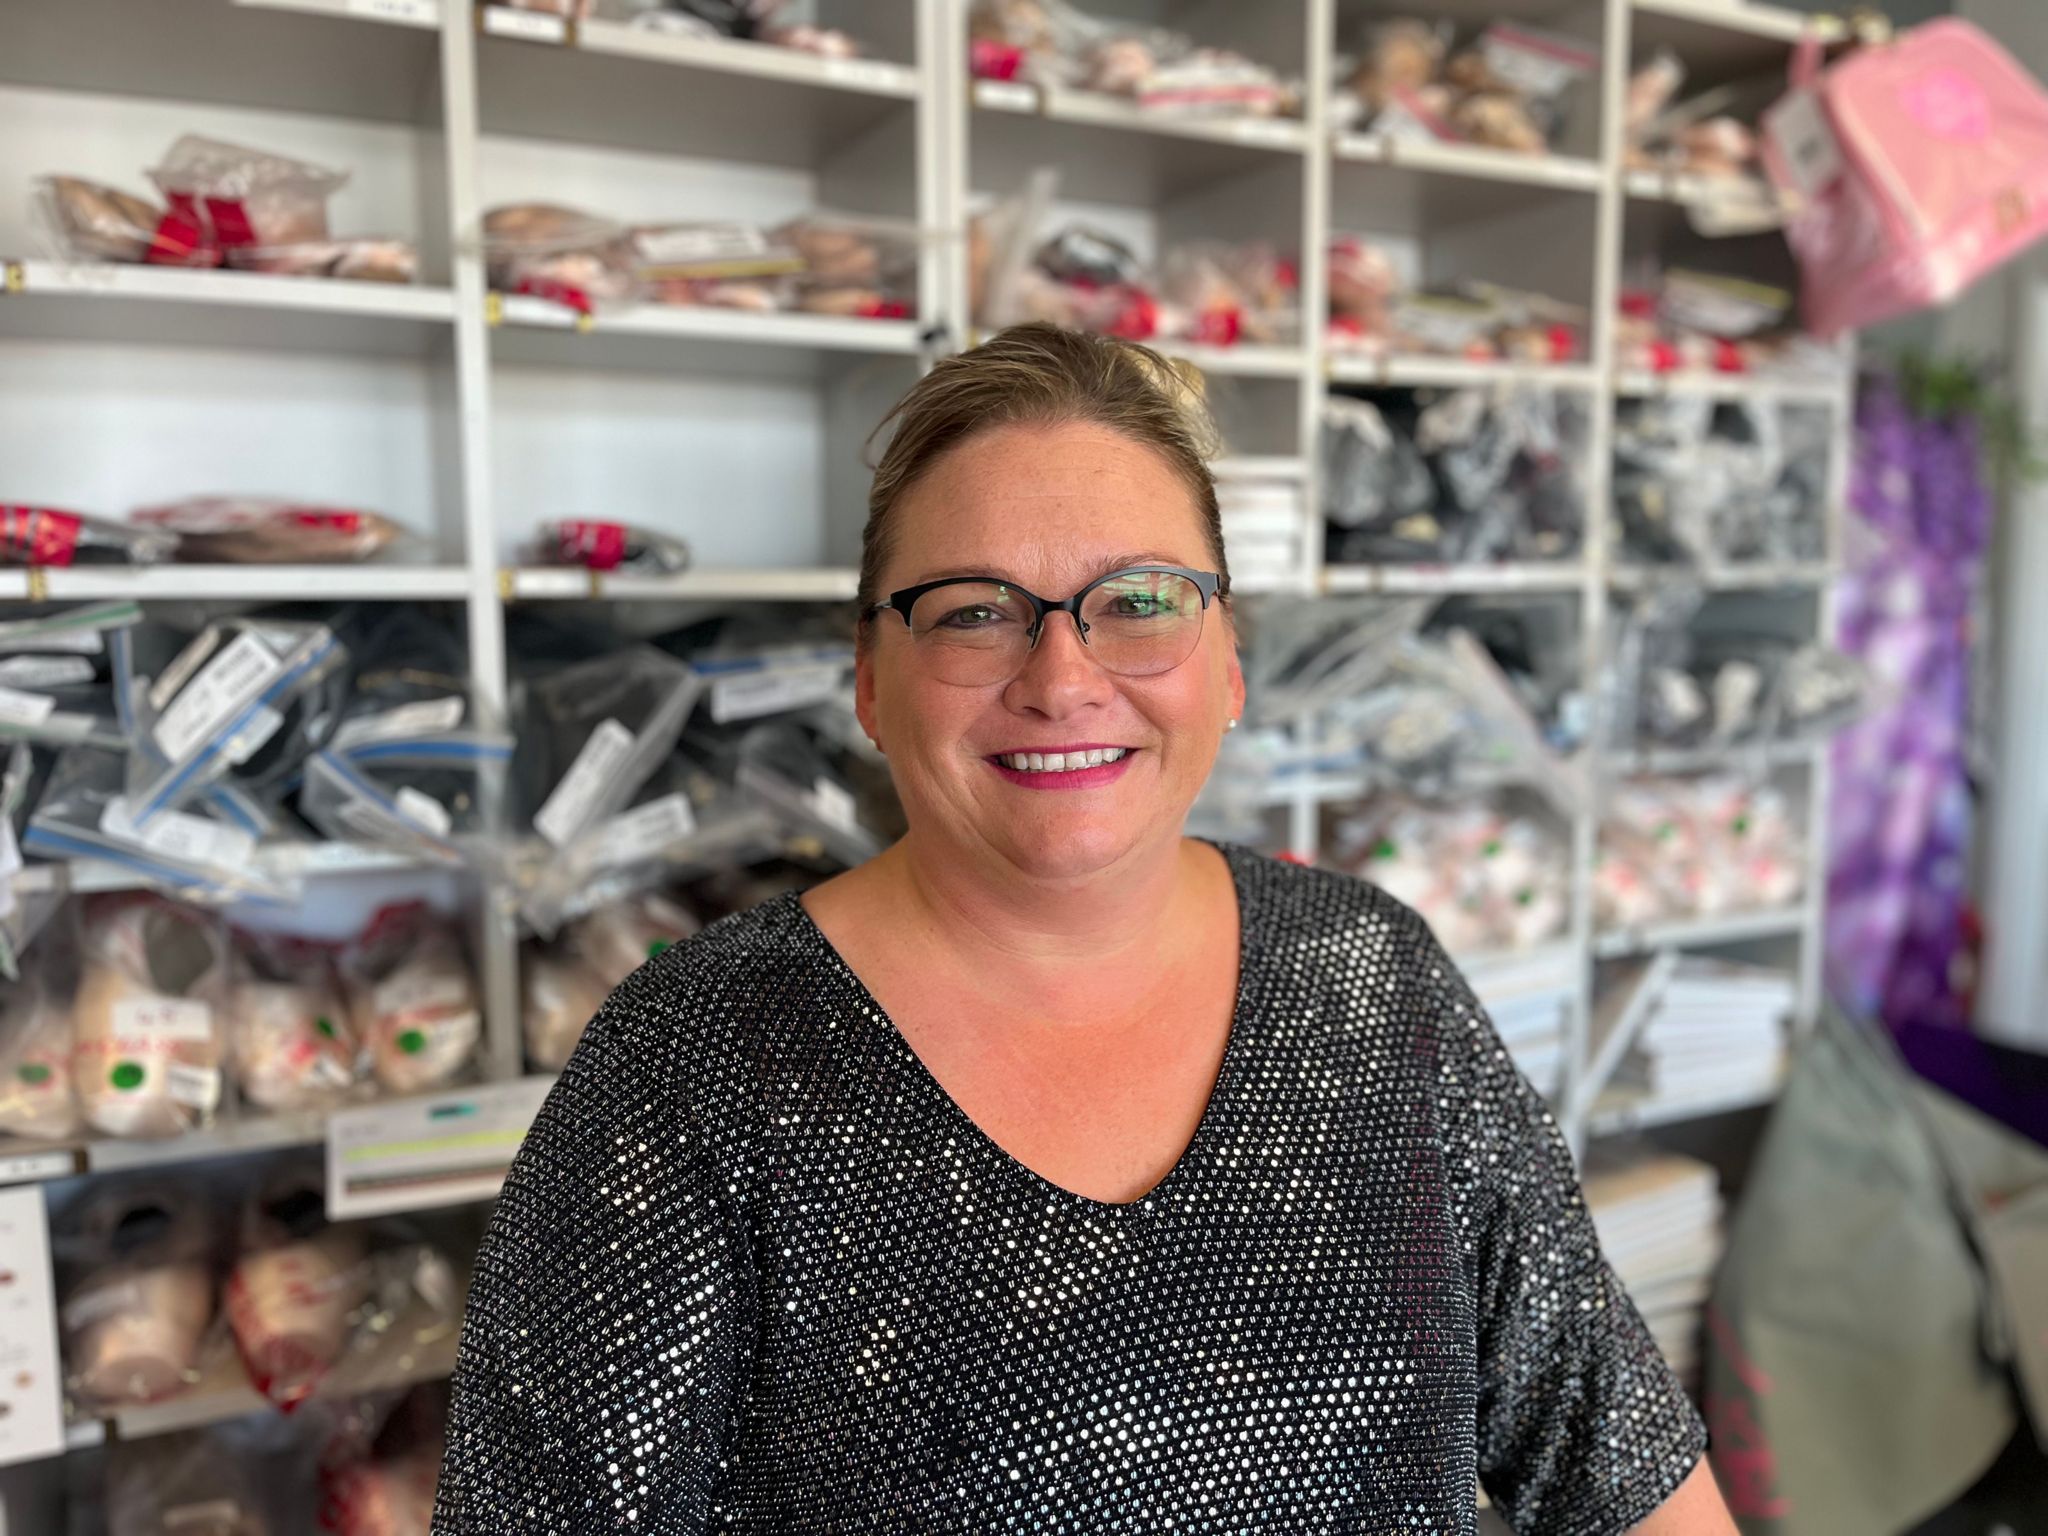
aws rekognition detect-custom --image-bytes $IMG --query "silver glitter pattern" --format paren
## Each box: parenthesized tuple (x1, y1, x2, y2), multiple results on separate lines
(433, 841, 1707, 1534)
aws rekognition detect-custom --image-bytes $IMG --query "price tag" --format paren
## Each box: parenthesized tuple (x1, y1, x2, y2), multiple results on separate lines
(0, 657, 93, 689)
(1230, 117, 1299, 148)
(328, 1077, 555, 1219)
(348, 0, 436, 21)
(111, 996, 215, 1044)
(482, 5, 566, 43)
(589, 793, 696, 868)
(0, 1150, 75, 1186)
(822, 57, 904, 94)
(710, 662, 845, 723)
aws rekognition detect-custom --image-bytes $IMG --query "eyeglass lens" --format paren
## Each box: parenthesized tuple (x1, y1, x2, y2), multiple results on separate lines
(903, 571, 1207, 685)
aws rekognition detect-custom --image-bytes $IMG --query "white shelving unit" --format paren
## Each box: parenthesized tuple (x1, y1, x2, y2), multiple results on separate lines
(0, 0, 1849, 1232)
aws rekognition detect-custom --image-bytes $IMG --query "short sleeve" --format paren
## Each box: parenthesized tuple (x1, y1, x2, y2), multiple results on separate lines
(1413, 916, 1709, 1536)
(432, 956, 757, 1534)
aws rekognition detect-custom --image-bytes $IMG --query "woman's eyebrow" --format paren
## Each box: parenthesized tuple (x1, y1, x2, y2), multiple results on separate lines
(902, 553, 1187, 588)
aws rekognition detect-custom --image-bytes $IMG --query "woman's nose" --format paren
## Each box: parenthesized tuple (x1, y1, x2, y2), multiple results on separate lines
(1003, 611, 1115, 714)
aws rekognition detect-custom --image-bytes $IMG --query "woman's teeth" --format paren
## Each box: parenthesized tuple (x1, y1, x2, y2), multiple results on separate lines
(997, 748, 1130, 773)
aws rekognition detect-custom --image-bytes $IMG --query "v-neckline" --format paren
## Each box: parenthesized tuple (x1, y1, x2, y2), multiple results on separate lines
(788, 838, 1255, 1215)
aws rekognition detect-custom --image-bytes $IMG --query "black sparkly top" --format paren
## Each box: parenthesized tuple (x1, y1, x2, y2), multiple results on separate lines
(434, 841, 1708, 1535)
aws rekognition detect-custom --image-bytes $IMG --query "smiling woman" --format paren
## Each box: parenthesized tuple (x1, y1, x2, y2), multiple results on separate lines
(432, 324, 1736, 1536)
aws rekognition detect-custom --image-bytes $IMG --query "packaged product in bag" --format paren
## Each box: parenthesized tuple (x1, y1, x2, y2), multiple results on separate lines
(0, 963, 79, 1142)
(482, 203, 639, 314)
(1, 743, 59, 983)
(123, 617, 346, 825)
(129, 497, 407, 564)
(521, 944, 608, 1072)
(26, 748, 294, 905)
(225, 1168, 369, 1409)
(0, 601, 136, 751)
(59, 1175, 217, 1407)
(533, 518, 691, 575)
(225, 237, 418, 284)
(773, 212, 920, 319)
(71, 895, 230, 1138)
(229, 930, 357, 1113)
(572, 891, 699, 987)
(104, 1415, 292, 1536)
(35, 175, 188, 265)
(1, 504, 178, 567)
(342, 905, 479, 1095)
(299, 610, 508, 865)
(631, 221, 803, 309)
(146, 135, 350, 255)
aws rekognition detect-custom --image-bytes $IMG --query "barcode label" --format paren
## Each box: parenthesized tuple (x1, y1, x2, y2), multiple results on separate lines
(0, 656, 93, 689)
(348, 0, 435, 21)
(590, 792, 696, 868)
(534, 718, 633, 847)
(165, 1063, 221, 1112)
(483, 5, 566, 42)
(710, 662, 844, 723)
(153, 630, 281, 761)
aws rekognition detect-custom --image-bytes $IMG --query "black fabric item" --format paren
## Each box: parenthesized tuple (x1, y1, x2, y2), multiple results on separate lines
(434, 841, 1706, 1534)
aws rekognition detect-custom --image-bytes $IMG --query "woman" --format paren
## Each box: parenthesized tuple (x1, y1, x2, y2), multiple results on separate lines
(434, 324, 1736, 1534)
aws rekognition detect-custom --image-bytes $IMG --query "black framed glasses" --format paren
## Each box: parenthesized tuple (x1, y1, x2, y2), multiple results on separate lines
(864, 564, 1228, 686)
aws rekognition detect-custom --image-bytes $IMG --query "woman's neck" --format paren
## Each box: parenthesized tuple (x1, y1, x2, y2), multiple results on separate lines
(876, 827, 1214, 996)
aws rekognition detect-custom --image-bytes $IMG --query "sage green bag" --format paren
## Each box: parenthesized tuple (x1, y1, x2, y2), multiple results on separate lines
(1704, 1004, 2048, 1535)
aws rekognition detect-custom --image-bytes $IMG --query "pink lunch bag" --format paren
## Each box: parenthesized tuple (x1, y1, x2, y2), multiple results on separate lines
(1761, 18, 2048, 338)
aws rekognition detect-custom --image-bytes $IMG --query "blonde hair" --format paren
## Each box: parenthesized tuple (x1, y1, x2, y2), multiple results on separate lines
(858, 322, 1230, 614)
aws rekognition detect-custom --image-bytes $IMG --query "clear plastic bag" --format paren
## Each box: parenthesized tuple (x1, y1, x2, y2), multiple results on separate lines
(146, 134, 350, 254)
(35, 175, 180, 265)
(123, 617, 347, 826)
(0, 601, 137, 751)
(482, 203, 639, 314)
(1, 504, 178, 567)
(228, 930, 358, 1114)
(521, 943, 609, 1073)
(58, 1174, 219, 1408)
(70, 895, 231, 1139)
(225, 237, 418, 284)
(773, 212, 920, 320)
(129, 497, 408, 564)
(341, 905, 480, 1096)
(1597, 774, 1804, 925)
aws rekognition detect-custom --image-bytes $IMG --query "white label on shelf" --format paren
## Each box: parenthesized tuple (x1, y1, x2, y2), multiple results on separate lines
(534, 718, 633, 848)
(111, 997, 215, 1045)
(483, 6, 566, 42)
(374, 969, 470, 1024)
(348, 0, 434, 21)
(164, 1062, 221, 1112)
(165, 1502, 245, 1532)
(590, 792, 696, 868)
(0, 686, 56, 728)
(0, 656, 93, 689)
(810, 776, 859, 834)
(0, 1149, 73, 1186)
(1230, 116, 1298, 148)
(220, 704, 284, 767)
(152, 631, 281, 761)
(102, 797, 258, 870)
(0, 629, 101, 656)
(327, 1076, 554, 1220)
(395, 785, 454, 838)
(1764, 87, 1844, 200)
(710, 662, 844, 723)
(823, 57, 903, 93)
(333, 696, 465, 750)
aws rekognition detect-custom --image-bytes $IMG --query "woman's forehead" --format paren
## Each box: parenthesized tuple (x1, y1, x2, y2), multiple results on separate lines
(890, 421, 1206, 582)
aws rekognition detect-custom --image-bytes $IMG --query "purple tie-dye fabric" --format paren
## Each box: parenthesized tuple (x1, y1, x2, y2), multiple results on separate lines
(1826, 380, 1992, 1029)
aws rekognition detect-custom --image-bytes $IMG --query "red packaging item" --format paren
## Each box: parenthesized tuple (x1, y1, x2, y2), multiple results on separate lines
(129, 496, 404, 564)
(0, 505, 178, 566)
(538, 519, 691, 576)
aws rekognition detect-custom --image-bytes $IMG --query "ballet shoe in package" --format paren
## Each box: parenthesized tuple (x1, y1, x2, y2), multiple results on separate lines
(59, 1177, 216, 1408)
(342, 904, 480, 1095)
(225, 1172, 369, 1410)
(72, 895, 230, 1139)
(228, 930, 359, 1114)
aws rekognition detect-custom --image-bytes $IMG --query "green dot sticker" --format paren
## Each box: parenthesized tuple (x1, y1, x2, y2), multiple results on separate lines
(397, 1029, 427, 1055)
(17, 1063, 50, 1087)
(315, 1016, 337, 1039)
(1483, 839, 1502, 857)
(646, 939, 672, 960)
(1372, 837, 1397, 860)
(1516, 888, 1535, 907)
(1732, 814, 1752, 835)
(1656, 822, 1677, 841)
(109, 1061, 145, 1092)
